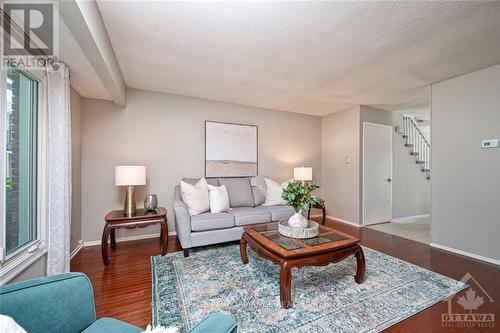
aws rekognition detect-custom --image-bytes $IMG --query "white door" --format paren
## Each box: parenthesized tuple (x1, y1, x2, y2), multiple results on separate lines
(363, 122, 393, 225)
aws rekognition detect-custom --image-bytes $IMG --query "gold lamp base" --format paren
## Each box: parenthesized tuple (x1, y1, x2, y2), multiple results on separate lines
(123, 185, 137, 217)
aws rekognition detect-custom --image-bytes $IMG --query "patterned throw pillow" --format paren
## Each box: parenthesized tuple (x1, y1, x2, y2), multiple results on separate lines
(250, 176, 267, 206)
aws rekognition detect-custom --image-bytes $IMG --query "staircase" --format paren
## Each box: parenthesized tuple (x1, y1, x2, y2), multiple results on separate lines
(397, 115, 431, 180)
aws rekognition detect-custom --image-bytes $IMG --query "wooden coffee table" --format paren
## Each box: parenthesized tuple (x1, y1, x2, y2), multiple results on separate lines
(240, 222, 365, 308)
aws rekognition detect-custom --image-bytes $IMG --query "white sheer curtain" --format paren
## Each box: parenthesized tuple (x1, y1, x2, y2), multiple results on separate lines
(46, 63, 72, 275)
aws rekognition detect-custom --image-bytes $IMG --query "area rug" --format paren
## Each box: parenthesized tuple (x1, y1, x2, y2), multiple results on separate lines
(151, 244, 466, 333)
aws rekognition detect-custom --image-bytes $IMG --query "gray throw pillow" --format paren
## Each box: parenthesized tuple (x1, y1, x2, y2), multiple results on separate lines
(218, 178, 255, 207)
(250, 176, 267, 206)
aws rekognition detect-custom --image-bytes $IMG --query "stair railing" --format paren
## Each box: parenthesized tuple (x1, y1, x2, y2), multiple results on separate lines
(402, 115, 431, 178)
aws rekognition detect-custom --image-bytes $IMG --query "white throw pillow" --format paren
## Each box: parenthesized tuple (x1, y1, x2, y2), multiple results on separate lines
(262, 178, 291, 206)
(0, 315, 27, 333)
(180, 178, 209, 216)
(208, 184, 230, 213)
(143, 324, 179, 333)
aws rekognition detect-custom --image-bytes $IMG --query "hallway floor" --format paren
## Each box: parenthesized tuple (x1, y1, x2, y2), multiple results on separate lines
(367, 216, 431, 244)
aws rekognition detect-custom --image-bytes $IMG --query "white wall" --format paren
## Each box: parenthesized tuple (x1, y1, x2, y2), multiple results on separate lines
(431, 64, 500, 262)
(81, 89, 322, 242)
(321, 107, 361, 224)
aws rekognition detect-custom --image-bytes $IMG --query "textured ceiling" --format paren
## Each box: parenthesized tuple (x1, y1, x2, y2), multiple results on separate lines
(92, 1, 499, 115)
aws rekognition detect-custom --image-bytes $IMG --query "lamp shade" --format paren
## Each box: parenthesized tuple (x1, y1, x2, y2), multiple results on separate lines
(115, 166, 146, 186)
(294, 167, 313, 181)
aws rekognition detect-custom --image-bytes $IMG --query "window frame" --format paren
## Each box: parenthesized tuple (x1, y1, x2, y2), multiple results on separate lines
(0, 66, 48, 284)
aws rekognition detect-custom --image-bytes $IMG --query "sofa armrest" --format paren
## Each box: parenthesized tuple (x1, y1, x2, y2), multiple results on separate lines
(188, 312, 237, 333)
(174, 185, 192, 249)
(0, 272, 96, 333)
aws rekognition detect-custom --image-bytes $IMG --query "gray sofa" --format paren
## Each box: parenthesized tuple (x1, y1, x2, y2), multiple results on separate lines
(174, 177, 294, 256)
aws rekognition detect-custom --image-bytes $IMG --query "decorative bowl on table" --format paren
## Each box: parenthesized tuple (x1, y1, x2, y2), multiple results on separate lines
(278, 219, 319, 239)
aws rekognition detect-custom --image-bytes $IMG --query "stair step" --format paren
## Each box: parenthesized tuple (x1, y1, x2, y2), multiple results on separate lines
(410, 152, 419, 156)
(416, 161, 425, 164)
(405, 144, 413, 147)
(421, 168, 430, 172)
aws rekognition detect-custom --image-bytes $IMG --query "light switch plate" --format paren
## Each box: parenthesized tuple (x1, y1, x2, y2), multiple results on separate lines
(481, 139, 499, 148)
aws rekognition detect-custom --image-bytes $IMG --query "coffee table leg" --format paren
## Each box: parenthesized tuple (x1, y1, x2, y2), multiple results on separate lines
(160, 218, 168, 256)
(240, 234, 248, 264)
(280, 261, 292, 308)
(354, 244, 366, 284)
(101, 224, 111, 266)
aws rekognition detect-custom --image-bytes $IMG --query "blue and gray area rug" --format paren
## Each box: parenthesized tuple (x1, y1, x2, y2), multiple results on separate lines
(151, 244, 466, 333)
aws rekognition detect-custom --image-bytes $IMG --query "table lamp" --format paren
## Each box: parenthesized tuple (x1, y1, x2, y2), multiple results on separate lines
(115, 165, 146, 217)
(294, 167, 313, 184)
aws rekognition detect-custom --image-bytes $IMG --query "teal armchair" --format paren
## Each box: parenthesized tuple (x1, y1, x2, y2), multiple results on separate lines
(0, 272, 237, 333)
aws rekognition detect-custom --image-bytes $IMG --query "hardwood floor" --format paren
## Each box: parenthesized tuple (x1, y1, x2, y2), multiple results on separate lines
(71, 218, 500, 332)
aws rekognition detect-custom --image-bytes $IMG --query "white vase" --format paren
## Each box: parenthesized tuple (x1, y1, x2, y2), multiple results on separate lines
(288, 212, 308, 228)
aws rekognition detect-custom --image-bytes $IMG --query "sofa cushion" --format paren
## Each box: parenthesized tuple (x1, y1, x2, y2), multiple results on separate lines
(191, 212, 235, 231)
(182, 177, 219, 186)
(219, 178, 255, 207)
(261, 205, 295, 221)
(82, 318, 141, 333)
(229, 207, 272, 226)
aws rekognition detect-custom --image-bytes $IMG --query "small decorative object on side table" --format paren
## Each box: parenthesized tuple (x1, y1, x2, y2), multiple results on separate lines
(144, 194, 158, 211)
(101, 207, 168, 266)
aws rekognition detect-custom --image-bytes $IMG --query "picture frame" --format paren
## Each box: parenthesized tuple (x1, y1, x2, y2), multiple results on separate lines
(205, 121, 258, 178)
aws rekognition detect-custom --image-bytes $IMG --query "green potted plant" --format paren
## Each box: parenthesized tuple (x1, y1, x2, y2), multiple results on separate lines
(282, 181, 321, 228)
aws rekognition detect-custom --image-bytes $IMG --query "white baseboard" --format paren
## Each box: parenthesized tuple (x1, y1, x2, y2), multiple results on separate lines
(430, 242, 500, 266)
(391, 214, 431, 224)
(326, 215, 360, 228)
(70, 240, 83, 259)
(83, 231, 177, 247)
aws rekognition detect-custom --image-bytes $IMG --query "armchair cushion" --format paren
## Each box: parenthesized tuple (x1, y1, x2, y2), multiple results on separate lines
(0, 273, 96, 333)
(82, 318, 141, 333)
(189, 312, 237, 333)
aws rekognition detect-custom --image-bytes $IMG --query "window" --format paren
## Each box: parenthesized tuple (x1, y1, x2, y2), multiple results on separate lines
(0, 67, 46, 283)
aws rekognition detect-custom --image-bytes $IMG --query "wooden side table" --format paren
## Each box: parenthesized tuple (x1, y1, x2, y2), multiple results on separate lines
(101, 207, 168, 265)
(308, 201, 326, 225)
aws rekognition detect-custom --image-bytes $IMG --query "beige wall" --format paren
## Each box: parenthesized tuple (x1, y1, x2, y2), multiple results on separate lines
(70, 87, 83, 252)
(81, 89, 322, 242)
(431, 64, 500, 262)
(321, 107, 360, 224)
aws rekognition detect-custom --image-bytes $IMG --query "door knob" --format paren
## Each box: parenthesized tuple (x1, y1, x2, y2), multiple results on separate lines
(386, 178, 392, 182)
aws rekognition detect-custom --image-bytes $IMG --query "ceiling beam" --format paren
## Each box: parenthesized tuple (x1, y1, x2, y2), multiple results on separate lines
(59, 0, 126, 106)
